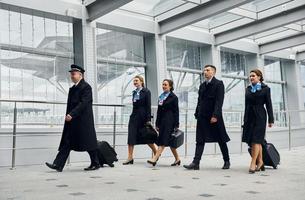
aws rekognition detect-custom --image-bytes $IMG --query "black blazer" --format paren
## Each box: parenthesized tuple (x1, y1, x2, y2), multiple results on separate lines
(131, 87, 152, 122)
(243, 83, 274, 124)
(156, 92, 179, 128)
(195, 76, 225, 119)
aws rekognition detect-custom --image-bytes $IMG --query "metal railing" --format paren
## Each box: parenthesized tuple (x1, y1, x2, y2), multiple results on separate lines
(0, 99, 124, 169)
(1, 99, 305, 169)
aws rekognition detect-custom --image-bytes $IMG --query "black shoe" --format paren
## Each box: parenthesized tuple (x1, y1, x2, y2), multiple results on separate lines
(256, 164, 265, 172)
(222, 161, 230, 170)
(45, 162, 63, 172)
(108, 163, 115, 168)
(249, 169, 256, 174)
(84, 164, 100, 171)
(147, 159, 157, 166)
(171, 160, 181, 166)
(183, 162, 199, 170)
(122, 159, 134, 165)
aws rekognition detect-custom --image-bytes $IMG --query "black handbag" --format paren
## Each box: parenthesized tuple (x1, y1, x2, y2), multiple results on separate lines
(169, 129, 184, 148)
(139, 123, 158, 143)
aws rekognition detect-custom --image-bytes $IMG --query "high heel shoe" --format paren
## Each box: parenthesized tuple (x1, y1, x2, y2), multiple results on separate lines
(256, 164, 265, 171)
(122, 159, 134, 165)
(171, 160, 181, 166)
(248, 168, 256, 174)
(147, 159, 157, 166)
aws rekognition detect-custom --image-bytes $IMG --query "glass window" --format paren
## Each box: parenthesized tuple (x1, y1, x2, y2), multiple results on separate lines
(300, 64, 305, 108)
(220, 50, 246, 76)
(33, 16, 45, 48)
(166, 37, 207, 70)
(222, 77, 245, 111)
(166, 70, 201, 109)
(95, 28, 146, 125)
(300, 64, 305, 86)
(120, 0, 186, 17)
(97, 63, 145, 105)
(9, 11, 21, 46)
(262, 59, 285, 112)
(303, 88, 305, 109)
(0, 49, 72, 101)
(267, 83, 285, 111)
(0, 9, 74, 127)
(21, 13, 34, 48)
(264, 59, 282, 81)
(96, 28, 144, 63)
(0, 9, 10, 45)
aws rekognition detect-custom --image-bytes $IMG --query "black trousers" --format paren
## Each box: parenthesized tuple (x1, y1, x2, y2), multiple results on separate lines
(193, 142, 230, 165)
(53, 144, 99, 169)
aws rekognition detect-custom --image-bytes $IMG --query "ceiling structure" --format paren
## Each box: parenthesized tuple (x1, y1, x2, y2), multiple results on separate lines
(1, 0, 305, 60)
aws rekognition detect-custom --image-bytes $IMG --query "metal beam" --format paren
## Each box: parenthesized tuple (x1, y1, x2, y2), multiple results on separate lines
(215, 4, 305, 45)
(259, 33, 305, 54)
(297, 51, 305, 61)
(158, 0, 254, 35)
(0, 0, 82, 21)
(86, 0, 133, 22)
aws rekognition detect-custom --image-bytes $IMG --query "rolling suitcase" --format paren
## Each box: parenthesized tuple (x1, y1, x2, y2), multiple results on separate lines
(169, 129, 184, 148)
(248, 140, 280, 169)
(97, 140, 118, 167)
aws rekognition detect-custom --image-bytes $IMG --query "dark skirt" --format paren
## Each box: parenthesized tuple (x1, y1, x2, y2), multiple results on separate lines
(128, 112, 151, 145)
(242, 110, 267, 145)
(156, 111, 175, 147)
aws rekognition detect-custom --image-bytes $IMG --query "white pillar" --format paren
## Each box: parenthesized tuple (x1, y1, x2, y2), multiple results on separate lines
(144, 33, 167, 106)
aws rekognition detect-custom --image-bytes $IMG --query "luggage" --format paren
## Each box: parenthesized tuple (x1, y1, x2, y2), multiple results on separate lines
(139, 123, 158, 143)
(248, 140, 280, 169)
(97, 140, 118, 167)
(169, 129, 184, 148)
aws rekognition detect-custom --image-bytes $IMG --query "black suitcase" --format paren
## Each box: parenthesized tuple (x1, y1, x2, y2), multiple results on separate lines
(139, 124, 158, 143)
(97, 141, 118, 167)
(248, 140, 280, 169)
(169, 129, 184, 148)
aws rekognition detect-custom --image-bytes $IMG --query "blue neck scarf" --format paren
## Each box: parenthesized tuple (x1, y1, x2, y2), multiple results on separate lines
(158, 91, 170, 105)
(250, 82, 262, 93)
(133, 87, 142, 101)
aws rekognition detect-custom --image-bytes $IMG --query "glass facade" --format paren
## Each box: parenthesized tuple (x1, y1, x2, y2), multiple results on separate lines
(263, 59, 285, 111)
(166, 70, 201, 109)
(0, 9, 73, 126)
(0, 10, 73, 101)
(300, 64, 305, 108)
(220, 50, 246, 76)
(95, 28, 146, 124)
(166, 37, 209, 109)
(221, 49, 247, 111)
(166, 37, 207, 70)
(96, 28, 145, 105)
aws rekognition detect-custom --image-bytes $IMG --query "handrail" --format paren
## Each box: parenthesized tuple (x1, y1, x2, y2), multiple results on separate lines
(1, 99, 304, 113)
(1, 99, 305, 169)
(0, 99, 125, 107)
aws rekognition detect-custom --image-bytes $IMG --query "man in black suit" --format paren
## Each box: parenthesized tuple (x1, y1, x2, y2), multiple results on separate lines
(46, 64, 100, 172)
(184, 65, 231, 170)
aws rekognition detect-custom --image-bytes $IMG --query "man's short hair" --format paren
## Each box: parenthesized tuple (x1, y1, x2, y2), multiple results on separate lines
(204, 64, 217, 72)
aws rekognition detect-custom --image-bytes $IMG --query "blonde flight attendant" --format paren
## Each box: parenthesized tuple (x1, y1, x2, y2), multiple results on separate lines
(123, 75, 157, 165)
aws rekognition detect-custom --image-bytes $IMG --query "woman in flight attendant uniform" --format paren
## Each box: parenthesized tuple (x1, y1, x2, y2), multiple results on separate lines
(147, 79, 180, 167)
(123, 75, 157, 165)
(242, 69, 274, 174)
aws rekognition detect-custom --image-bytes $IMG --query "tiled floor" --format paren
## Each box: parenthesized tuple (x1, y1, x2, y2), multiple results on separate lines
(1, 147, 305, 200)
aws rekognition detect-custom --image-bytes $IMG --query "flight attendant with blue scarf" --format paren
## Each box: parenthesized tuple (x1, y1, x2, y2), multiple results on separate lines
(123, 75, 157, 165)
(242, 69, 274, 174)
(147, 79, 180, 167)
